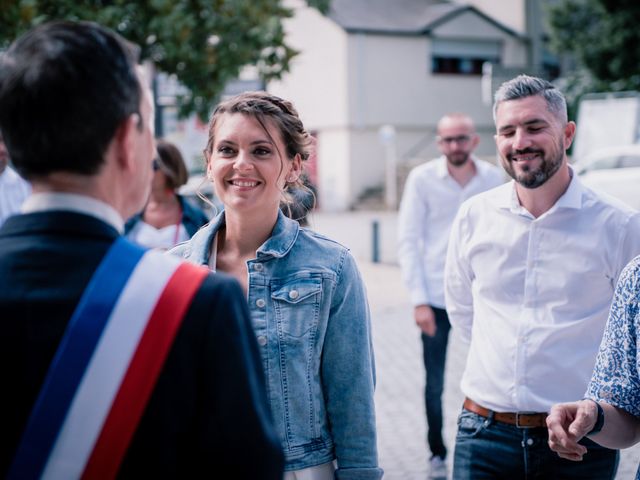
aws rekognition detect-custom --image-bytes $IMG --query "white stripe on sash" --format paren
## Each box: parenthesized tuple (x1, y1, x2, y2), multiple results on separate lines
(41, 251, 183, 480)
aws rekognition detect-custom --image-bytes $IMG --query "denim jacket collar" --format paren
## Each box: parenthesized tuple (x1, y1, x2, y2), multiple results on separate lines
(183, 209, 299, 265)
(256, 210, 300, 259)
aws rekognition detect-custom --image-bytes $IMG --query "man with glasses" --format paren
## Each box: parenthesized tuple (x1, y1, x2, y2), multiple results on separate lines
(397, 112, 503, 479)
(444, 75, 640, 478)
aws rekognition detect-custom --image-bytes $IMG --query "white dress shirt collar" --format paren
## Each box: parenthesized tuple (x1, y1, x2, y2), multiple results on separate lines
(22, 192, 124, 233)
(0, 165, 31, 226)
(434, 155, 482, 180)
(496, 166, 583, 217)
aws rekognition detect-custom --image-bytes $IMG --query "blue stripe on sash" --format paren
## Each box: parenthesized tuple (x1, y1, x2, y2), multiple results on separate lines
(8, 237, 146, 480)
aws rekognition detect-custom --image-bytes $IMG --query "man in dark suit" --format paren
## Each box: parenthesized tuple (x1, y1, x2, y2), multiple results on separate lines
(0, 20, 284, 479)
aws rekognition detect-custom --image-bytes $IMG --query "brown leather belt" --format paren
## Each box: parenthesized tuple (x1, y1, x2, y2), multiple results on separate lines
(463, 398, 548, 428)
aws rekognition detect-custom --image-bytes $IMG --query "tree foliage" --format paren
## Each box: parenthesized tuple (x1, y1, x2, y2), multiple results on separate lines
(547, 0, 640, 106)
(0, 0, 330, 119)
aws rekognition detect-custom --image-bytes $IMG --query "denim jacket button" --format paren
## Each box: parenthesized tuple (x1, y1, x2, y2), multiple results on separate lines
(257, 335, 267, 346)
(256, 298, 266, 308)
(288, 289, 299, 300)
(254, 263, 264, 272)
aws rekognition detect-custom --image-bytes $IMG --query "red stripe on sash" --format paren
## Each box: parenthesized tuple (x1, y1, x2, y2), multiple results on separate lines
(81, 263, 209, 479)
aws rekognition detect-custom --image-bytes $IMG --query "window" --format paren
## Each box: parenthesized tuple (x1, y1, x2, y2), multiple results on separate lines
(431, 38, 501, 75)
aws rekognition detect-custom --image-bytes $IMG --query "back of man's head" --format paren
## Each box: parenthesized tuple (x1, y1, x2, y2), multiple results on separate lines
(0, 21, 140, 180)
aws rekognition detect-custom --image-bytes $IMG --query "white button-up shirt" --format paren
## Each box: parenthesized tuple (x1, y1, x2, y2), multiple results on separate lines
(444, 174, 640, 412)
(22, 192, 124, 233)
(397, 156, 504, 308)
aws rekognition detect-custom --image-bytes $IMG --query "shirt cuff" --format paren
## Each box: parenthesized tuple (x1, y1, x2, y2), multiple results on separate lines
(409, 290, 429, 307)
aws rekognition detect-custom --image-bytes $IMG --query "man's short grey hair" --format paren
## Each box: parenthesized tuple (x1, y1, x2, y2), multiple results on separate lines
(493, 74, 568, 124)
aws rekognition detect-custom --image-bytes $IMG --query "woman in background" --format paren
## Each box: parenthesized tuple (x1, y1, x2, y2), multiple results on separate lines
(171, 92, 382, 480)
(126, 139, 208, 249)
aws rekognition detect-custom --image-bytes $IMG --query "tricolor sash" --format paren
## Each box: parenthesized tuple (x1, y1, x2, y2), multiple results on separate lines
(9, 237, 208, 480)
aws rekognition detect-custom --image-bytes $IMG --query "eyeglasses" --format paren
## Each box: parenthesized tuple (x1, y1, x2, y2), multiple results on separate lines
(438, 135, 471, 145)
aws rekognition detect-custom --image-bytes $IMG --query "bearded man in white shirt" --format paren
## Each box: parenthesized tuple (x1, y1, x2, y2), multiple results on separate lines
(444, 74, 640, 479)
(397, 113, 503, 479)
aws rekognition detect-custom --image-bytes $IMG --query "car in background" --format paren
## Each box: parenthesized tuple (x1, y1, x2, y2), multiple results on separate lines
(574, 144, 640, 210)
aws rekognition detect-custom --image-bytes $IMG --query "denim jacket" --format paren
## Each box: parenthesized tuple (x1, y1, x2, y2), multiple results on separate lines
(171, 211, 383, 479)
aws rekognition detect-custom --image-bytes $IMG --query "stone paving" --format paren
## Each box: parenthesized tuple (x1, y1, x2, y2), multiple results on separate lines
(309, 210, 640, 480)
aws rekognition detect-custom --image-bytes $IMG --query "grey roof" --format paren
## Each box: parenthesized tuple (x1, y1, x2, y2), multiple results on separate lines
(327, 0, 520, 37)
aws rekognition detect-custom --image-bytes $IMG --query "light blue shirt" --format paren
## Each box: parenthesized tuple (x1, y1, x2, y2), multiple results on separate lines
(170, 211, 382, 479)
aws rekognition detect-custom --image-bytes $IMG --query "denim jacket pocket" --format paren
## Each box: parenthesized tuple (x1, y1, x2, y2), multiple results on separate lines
(271, 277, 322, 338)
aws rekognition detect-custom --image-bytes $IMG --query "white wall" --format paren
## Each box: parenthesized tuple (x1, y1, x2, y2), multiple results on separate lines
(344, 34, 433, 207)
(269, 0, 349, 129)
(269, 0, 354, 210)
(316, 129, 351, 211)
(348, 34, 434, 127)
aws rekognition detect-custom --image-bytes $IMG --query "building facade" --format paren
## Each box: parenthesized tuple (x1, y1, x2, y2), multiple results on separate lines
(269, 0, 528, 211)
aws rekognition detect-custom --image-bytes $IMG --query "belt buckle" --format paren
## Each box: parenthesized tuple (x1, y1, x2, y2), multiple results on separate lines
(515, 411, 537, 428)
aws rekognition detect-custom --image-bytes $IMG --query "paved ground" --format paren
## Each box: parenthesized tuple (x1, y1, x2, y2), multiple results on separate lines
(308, 210, 640, 480)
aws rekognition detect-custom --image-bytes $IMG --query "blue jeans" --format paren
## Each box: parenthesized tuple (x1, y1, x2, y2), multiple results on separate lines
(453, 409, 619, 479)
(421, 306, 451, 459)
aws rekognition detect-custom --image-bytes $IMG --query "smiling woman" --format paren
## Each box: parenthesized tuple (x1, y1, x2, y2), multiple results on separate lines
(170, 91, 383, 480)
(207, 112, 300, 216)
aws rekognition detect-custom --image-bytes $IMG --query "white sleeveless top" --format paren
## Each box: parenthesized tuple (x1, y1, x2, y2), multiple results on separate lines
(126, 220, 189, 250)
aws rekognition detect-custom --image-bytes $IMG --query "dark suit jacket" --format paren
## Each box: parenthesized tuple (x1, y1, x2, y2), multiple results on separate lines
(0, 211, 284, 479)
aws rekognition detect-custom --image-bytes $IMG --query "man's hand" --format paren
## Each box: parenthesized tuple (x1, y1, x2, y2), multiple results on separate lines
(547, 400, 598, 461)
(415, 305, 436, 336)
